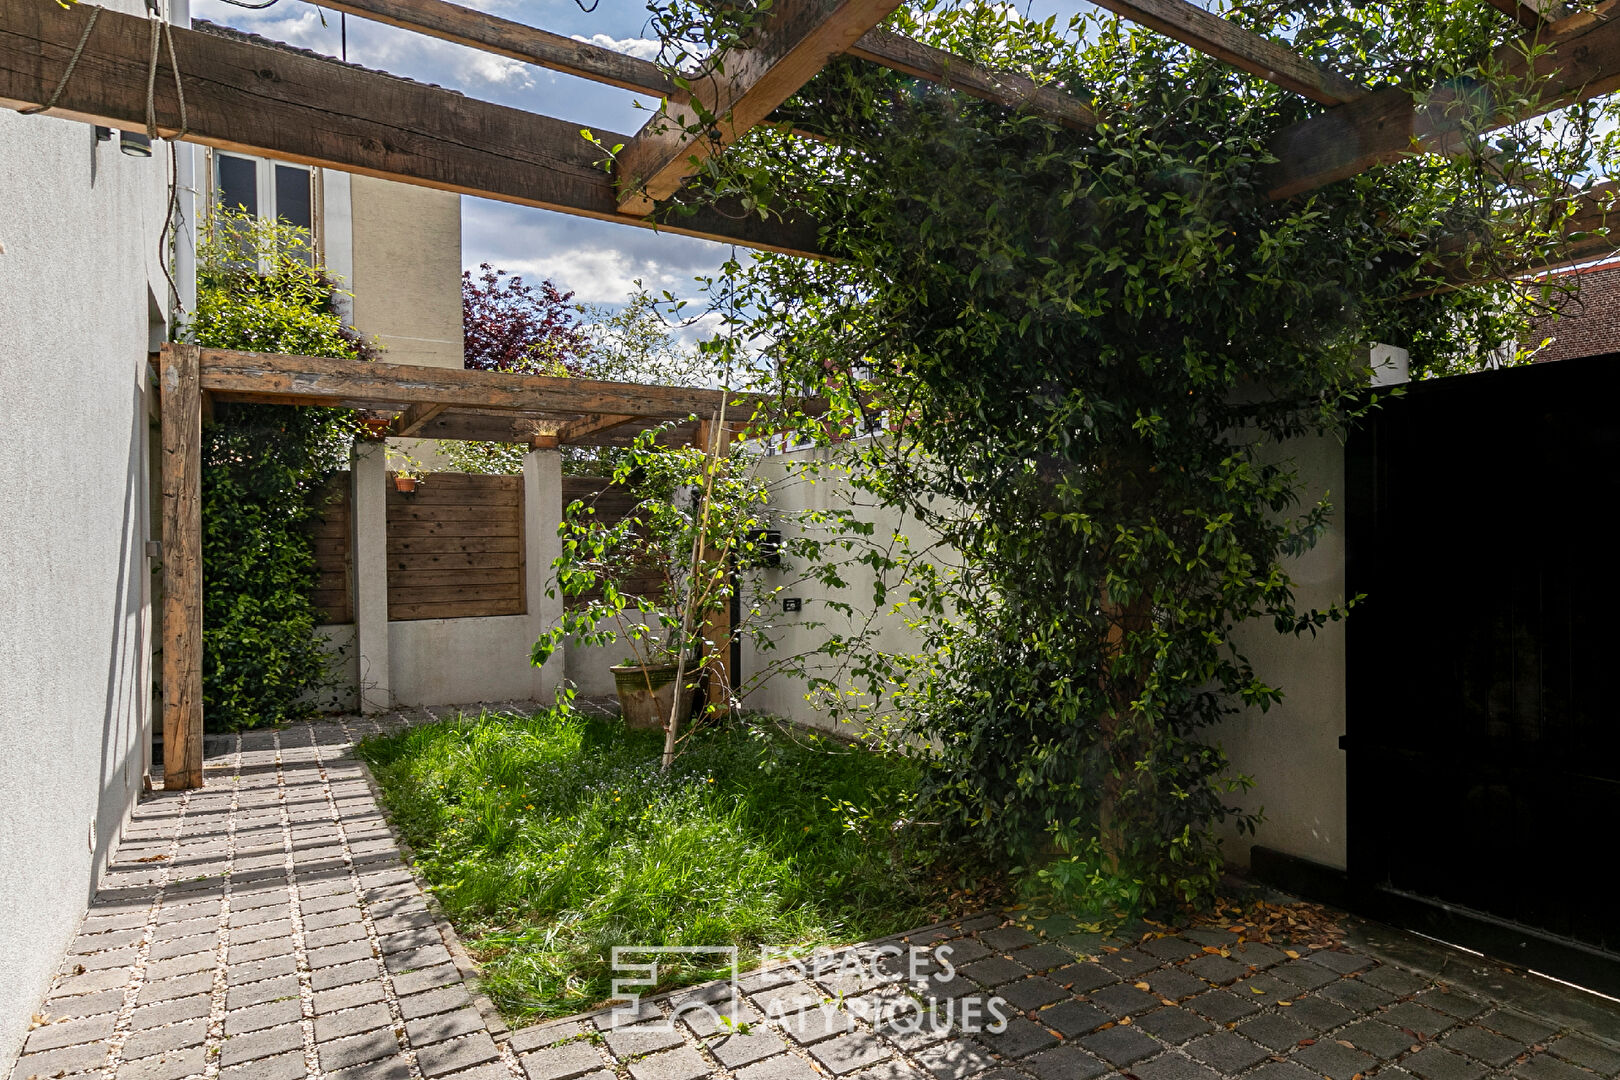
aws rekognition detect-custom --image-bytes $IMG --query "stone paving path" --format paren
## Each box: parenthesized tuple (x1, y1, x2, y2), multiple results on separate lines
(12, 713, 1620, 1080)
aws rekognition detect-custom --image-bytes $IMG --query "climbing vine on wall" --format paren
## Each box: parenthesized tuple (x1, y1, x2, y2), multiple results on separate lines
(658, 2, 1608, 910)
(188, 211, 372, 730)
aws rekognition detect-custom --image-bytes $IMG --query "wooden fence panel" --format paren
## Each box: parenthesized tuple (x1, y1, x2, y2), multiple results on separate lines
(309, 473, 354, 624)
(561, 476, 663, 608)
(387, 473, 525, 620)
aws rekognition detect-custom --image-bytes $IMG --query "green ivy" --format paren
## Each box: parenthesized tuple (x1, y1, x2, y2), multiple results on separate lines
(188, 211, 369, 730)
(659, 2, 1603, 912)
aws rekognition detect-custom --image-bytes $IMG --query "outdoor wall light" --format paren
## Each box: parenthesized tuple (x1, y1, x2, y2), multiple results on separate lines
(119, 131, 153, 158)
(94, 126, 114, 142)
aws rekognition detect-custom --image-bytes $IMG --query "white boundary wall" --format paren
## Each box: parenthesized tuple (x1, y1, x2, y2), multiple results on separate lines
(736, 440, 1351, 872)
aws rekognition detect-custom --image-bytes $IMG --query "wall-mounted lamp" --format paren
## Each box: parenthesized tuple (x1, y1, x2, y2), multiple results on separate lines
(119, 131, 153, 158)
(94, 126, 114, 142)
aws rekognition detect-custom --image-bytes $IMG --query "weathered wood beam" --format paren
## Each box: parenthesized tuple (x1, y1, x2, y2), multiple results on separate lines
(1269, 1, 1620, 199)
(0, 0, 823, 256)
(305, 0, 679, 97)
(197, 348, 799, 421)
(303, 0, 1095, 132)
(559, 413, 637, 443)
(159, 344, 205, 791)
(1426, 183, 1617, 288)
(391, 401, 450, 436)
(1485, 0, 1566, 31)
(614, 0, 903, 213)
(844, 28, 1097, 127)
(1091, 0, 1363, 105)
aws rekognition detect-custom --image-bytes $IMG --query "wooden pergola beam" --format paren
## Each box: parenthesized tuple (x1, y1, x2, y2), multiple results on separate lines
(1485, 0, 1565, 31)
(1091, 0, 1363, 105)
(308, 0, 1098, 130)
(159, 345, 204, 791)
(1426, 182, 1617, 288)
(196, 348, 805, 421)
(560, 413, 637, 443)
(0, 0, 823, 257)
(843, 28, 1096, 127)
(306, 0, 680, 97)
(1269, 1, 1620, 199)
(391, 401, 450, 437)
(614, 0, 903, 213)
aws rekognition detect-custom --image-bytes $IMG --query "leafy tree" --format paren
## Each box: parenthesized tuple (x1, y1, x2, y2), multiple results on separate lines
(651, 1, 1607, 911)
(442, 287, 711, 476)
(462, 262, 591, 375)
(188, 210, 370, 729)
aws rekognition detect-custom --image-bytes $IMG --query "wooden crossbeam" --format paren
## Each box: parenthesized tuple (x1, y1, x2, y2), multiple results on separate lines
(560, 413, 637, 443)
(0, 0, 822, 256)
(1427, 183, 1617, 288)
(845, 28, 1097, 127)
(1485, 0, 1565, 31)
(1269, 2, 1620, 199)
(197, 348, 802, 421)
(614, 0, 903, 213)
(306, 0, 680, 97)
(1092, 0, 1362, 105)
(391, 401, 450, 436)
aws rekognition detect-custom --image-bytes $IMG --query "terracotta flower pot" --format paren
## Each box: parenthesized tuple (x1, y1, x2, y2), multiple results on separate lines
(393, 475, 417, 493)
(611, 663, 696, 730)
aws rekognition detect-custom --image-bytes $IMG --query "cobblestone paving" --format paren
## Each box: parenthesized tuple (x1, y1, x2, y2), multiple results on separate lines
(12, 711, 515, 1080)
(13, 710, 1620, 1080)
(509, 914, 1620, 1080)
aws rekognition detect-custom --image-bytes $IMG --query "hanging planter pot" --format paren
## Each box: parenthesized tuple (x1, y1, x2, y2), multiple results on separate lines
(393, 475, 417, 493)
(359, 416, 393, 441)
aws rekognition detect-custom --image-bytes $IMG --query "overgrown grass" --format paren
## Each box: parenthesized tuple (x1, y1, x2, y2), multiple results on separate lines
(359, 707, 980, 1024)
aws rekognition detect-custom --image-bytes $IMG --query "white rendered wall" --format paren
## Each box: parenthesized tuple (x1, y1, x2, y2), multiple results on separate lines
(0, 95, 171, 1071)
(739, 440, 1351, 871)
(1212, 433, 1350, 871)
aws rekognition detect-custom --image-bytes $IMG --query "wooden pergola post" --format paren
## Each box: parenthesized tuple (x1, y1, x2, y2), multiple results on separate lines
(694, 419, 734, 714)
(160, 343, 205, 790)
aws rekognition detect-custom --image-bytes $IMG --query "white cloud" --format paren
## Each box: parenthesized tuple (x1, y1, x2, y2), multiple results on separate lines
(571, 32, 664, 62)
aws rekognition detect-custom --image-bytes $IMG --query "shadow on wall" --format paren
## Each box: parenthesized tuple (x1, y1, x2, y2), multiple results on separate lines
(92, 378, 156, 898)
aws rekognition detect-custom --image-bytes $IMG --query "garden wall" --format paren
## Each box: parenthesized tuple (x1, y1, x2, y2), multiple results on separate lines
(738, 439, 1351, 874)
(308, 448, 564, 711)
(0, 80, 172, 1072)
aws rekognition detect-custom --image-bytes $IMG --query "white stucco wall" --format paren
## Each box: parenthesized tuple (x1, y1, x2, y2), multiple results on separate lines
(389, 616, 545, 705)
(739, 445, 935, 734)
(1212, 433, 1350, 870)
(348, 176, 464, 369)
(0, 99, 171, 1071)
(737, 439, 1351, 870)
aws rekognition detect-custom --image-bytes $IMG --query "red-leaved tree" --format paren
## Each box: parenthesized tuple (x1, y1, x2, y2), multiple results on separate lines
(462, 263, 593, 374)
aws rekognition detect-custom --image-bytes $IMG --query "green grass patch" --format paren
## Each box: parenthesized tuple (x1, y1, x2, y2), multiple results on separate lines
(358, 707, 981, 1024)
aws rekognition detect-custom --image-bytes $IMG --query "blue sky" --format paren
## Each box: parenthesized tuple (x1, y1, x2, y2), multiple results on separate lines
(187, 0, 1095, 310)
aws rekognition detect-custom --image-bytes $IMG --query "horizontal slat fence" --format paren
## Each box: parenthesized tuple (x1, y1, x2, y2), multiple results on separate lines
(562, 476, 663, 608)
(388, 472, 524, 620)
(309, 472, 354, 624)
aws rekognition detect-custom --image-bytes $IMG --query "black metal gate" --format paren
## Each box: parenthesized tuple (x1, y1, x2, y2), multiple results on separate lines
(1345, 355, 1620, 994)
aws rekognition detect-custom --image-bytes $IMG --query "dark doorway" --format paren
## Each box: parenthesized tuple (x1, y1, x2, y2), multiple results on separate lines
(1345, 354, 1620, 993)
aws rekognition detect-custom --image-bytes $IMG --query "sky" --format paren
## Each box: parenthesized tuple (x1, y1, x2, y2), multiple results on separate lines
(185, 0, 1095, 314)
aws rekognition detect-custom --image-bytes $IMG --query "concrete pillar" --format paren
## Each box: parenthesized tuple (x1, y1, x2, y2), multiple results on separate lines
(352, 441, 391, 713)
(524, 446, 563, 701)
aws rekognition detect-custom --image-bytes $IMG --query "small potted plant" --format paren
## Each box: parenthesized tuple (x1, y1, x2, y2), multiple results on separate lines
(532, 424, 761, 764)
(387, 445, 425, 493)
